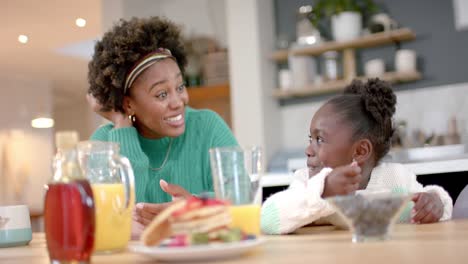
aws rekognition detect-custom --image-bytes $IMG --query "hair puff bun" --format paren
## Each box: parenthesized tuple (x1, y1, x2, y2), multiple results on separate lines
(344, 78, 396, 123)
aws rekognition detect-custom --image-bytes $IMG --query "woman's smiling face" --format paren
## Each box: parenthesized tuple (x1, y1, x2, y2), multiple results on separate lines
(126, 58, 189, 139)
(305, 103, 356, 177)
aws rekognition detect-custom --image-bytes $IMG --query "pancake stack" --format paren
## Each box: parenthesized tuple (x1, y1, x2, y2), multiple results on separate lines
(141, 196, 241, 246)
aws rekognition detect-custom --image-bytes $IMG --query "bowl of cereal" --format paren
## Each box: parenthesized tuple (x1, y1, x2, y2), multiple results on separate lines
(327, 192, 410, 243)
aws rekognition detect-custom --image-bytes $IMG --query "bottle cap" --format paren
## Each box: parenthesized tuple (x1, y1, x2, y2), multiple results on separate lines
(55, 131, 79, 150)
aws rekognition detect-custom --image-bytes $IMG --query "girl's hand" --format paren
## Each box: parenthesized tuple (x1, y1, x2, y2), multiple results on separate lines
(411, 192, 444, 224)
(322, 162, 362, 198)
(86, 93, 132, 128)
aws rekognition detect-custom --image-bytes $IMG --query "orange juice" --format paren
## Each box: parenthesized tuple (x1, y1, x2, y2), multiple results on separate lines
(92, 183, 133, 252)
(229, 204, 261, 235)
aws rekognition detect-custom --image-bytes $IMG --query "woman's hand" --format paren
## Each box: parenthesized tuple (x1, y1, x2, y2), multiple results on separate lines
(131, 202, 173, 239)
(411, 192, 444, 224)
(159, 180, 192, 200)
(132, 181, 192, 228)
(133, 202, 173, 226)
(131, 216, 146, 239)
(86, 93, 132, 128)
(322, 162, 362, 198)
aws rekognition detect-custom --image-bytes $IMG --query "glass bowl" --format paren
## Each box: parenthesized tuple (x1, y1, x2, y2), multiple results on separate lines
(327, 193, 410, 243)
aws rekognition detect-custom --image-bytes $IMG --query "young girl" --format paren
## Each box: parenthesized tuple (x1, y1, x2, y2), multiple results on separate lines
(261, 78, 453, 235)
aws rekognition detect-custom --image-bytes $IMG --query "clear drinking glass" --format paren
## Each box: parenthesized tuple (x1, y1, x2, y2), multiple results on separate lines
(209, 146, 263, 236)
(77, 141, 135, 253)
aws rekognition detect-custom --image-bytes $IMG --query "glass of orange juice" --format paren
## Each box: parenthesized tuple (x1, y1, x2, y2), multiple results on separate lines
(209, 146, 262, 236)
(77, 141, 135, 253)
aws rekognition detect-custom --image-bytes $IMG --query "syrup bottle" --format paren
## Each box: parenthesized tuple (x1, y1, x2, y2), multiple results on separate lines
(44, 131, 95, 263)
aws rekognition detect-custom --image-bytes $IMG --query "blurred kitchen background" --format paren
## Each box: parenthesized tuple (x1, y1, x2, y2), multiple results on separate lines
(1, 0, 468, 223)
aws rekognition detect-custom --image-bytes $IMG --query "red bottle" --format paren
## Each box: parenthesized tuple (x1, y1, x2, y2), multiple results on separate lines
(44, 131, 95, 263)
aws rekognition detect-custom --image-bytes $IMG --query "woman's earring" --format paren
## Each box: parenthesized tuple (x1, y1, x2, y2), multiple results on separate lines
(128, 114, 136, 123)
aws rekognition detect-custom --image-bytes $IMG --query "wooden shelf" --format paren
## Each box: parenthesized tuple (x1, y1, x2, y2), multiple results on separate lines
(187, 83, 230, 101)
(273, 71, 422, 99)
(270, 28, 421, 100)
(271, 28, 415, 62)
(186, 83, 232, 127)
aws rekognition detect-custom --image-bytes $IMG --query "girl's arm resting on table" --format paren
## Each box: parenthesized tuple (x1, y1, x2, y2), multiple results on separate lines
(261, 168, 335, 235)
(407, 171, 453, 221)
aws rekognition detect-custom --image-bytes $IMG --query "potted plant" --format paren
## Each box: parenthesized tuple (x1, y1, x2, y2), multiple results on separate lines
(311, 0, 378, 41)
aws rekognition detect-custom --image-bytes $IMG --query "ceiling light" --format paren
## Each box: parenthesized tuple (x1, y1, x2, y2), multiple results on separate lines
(18, 35, 28, 44)
(76, 18, 86, 27)
(31, 117, 54, 129)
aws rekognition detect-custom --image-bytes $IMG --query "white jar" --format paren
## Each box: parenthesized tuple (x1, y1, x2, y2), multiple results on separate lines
(395, 49, 417, 73)
(365, 59, 385, 77)
(288, 43, 317, 88)
(323, 51, 339, 80)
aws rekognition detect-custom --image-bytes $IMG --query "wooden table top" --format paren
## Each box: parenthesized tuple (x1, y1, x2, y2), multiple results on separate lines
(2, 220, 468, 264)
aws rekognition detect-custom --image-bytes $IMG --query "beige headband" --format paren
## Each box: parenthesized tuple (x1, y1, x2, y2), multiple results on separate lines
(124, 48, 175, 93)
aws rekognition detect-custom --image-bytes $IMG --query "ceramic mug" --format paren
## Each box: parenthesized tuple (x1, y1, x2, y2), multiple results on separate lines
(395, 49, 417, 73)
(0, 205, 32, 248)
(365, 59, 385, 77)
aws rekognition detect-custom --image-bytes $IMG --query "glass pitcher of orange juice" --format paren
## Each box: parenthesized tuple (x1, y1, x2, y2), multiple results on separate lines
(209, 146, 262, 236)
(77, 141, 135, 253)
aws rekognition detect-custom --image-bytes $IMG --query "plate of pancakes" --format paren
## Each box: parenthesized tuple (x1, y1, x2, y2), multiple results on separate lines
(129, 196, 264, 262)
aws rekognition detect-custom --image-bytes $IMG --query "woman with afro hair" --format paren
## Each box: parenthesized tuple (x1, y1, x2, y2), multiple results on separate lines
(87, 16, 238, 236)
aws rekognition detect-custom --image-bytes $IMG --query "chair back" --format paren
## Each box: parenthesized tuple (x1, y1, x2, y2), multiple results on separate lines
(453, 185, 468, 219)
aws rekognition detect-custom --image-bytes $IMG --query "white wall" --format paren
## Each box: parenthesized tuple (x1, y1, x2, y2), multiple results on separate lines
(395, 82, 468, 136)
(53, 99, 96, 141)
(102, 0, 228, 47)
(280, 102, 322, 149)
(0, 75, 53, 211)
(101, 0, 125, 32)
(226, 0, 282, 163)
(281, 82, 468, 149)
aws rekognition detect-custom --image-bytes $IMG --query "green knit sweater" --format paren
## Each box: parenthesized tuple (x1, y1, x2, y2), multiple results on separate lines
(90, 107, 238, 203)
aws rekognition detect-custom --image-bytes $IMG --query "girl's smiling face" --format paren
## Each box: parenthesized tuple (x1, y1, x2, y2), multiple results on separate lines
(305, 103, 356, 177)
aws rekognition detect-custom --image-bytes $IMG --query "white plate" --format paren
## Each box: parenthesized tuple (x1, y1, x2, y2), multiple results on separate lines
(128, 238, 264, 262)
